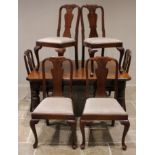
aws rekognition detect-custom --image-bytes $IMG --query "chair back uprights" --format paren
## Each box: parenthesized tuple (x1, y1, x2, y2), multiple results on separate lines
(42, 57, 73, 98)
(86, 57, 119, 99)
(24, 49, 36, 74)
(57, 4, 81, 42)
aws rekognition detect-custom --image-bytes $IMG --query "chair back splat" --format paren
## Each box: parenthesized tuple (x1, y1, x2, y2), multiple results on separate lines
(57, 4, 80, 41)
(81, 4, 105, 40)
(86, 57, 118, 98)
(42, 57, 73, 98)
(24, 49, 36, 74)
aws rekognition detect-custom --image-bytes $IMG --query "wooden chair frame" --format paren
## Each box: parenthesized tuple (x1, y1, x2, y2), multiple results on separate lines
(30, 57, 77, 149)
(81, 4, 124, 72)
(34, 4, 81, 70)
(80, 57, 130, 150)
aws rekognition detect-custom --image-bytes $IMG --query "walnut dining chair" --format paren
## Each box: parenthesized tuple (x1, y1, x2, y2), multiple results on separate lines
(30, 57, 77, 149)
(34, 4, 80, 70)
(80, 56, 130, 150)
(81, 4, 124, 74)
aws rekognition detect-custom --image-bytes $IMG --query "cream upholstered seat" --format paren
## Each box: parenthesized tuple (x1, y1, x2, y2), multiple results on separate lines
(37, 37, 75, 44)
(33, 97, 73, 115)
(84, 37, 122, 45)
(83, 98, 127, 116)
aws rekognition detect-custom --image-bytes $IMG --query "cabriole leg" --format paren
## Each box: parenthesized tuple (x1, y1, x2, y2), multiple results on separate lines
(120, 120, 130, 150)
(80, 119, 86, 149)
(30, 119, 39, 148)
(67, 120, 77, 149)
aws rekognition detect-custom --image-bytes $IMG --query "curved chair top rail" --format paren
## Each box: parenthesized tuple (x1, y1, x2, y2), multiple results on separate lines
(86, 56, 119, 98)
(57, 4, 81, 41)
(42, 57, 73, 98)
(81, 4, 105, 41)
(24, 49, 36, 74)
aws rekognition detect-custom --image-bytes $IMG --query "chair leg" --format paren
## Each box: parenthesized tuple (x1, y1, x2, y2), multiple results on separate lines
(67, 120, 77, 149)
(81, 45, 85, 68)
(111, 120, 115, 126)
(46, 120, 50, 126)
(80, 119, 86, 149)
(120, 120, 130, 150)
(75, 45, 79, 70)
(30, 119, 39, 148)
(101, 48, 104, 56)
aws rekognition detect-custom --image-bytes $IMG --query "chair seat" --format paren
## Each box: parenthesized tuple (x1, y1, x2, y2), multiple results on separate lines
(32, 97, 73, 115)
(37, 37, 75, 44)
(84, 37, 122, 45)
(83, 98, 127, 116)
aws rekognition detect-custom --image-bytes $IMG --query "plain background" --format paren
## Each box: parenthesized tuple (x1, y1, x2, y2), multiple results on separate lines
(18, 0, 136, 87)
(1, 0, 155, 155)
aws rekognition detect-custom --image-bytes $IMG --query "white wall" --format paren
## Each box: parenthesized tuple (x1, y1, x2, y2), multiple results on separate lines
(19, 0, 136, 86)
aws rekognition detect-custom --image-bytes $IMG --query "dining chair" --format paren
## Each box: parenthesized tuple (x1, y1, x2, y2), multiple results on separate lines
(80, 56, 130, 150)
(24, 49, 53, 112)
(29, 57, 77, 149)
(81, 4, 124, 73)
(34, 4, 80, 70)
(107, 49, 132, 97)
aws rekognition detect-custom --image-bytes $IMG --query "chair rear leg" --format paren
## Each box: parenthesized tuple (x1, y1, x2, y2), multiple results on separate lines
(120, 120, 130, 150)
(30, 119, 39, 148)
(67, 120, 77, 149)
(75, 45, 79, 69)
(80, 119, 86, 149)
(111, 120, 115, 126)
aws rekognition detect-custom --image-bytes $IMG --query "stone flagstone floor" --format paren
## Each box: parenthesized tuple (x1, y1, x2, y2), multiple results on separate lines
(18, 86, 136, 155)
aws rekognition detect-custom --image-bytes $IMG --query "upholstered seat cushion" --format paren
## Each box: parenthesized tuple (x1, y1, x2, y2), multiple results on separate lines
(32, 97, 73, 115)
(83, 98, 127, 116)
(37, 37, 75, 44)
(84, 37, 122, 45)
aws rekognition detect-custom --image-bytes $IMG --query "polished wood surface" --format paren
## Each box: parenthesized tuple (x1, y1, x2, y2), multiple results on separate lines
(27, 61, 131, 81)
